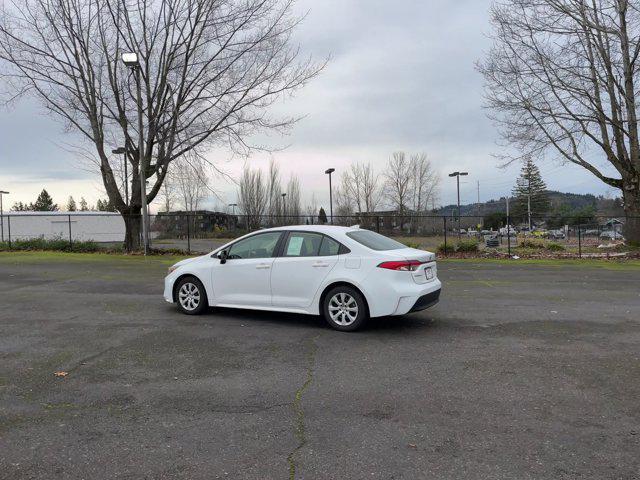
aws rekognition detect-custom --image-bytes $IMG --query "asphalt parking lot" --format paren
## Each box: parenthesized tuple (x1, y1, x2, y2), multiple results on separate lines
(1, 253, 639, 480)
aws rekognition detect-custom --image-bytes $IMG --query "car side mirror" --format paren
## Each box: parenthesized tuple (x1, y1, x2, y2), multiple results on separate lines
(218, 249, 228, 264)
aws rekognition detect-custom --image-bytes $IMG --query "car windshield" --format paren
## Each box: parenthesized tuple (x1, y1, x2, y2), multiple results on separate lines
(346, 229, 406, 251)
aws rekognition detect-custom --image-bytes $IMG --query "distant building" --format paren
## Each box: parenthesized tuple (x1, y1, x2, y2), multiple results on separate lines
(2, 211, 125, 242)
(153, 210, 237, 238)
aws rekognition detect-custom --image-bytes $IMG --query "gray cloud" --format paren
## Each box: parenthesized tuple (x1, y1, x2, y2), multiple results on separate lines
(0, 0, 613, 207)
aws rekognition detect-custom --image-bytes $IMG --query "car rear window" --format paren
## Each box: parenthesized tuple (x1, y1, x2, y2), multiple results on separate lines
(346, 230, 406, 251)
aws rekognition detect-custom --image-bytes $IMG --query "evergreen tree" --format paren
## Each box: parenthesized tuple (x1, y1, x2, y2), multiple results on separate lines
(511, 159, 550, 227)
(30, 189, 58, 211)
(12, 201, 27, 211)
(66, 196, 77, 211)
(318, 207, 328, 224)
(96, 198, 116, 212)
(79, 197, 88, 211)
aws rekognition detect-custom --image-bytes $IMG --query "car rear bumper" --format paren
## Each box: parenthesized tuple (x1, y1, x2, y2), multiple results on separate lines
(409, 288, 441, 312)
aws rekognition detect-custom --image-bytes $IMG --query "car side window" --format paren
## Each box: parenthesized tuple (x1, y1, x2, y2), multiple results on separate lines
(227, 232, 282, 259)
(319, 236, 341, 256)
(283, 232, 323, 257)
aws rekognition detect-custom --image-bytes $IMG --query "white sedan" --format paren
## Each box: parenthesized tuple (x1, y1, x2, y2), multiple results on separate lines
(164, 225, 441, 331)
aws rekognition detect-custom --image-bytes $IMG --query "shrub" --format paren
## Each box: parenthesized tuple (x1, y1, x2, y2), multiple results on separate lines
(519, 238, 546, 249)
(0, 236, 100, 253)
(456, 239, 479, 252)
(547, 242, 565, 251)
(436, 240, 479, 254)
(402, 240, 421, 249)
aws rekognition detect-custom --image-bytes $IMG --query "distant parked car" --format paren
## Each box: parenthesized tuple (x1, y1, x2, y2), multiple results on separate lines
(480, 229, 492, 236)
(600, 230, 624, 241)
(584, 229, 600, 236)
(532, 229, 549, 238)
(548, 229, 565, 240)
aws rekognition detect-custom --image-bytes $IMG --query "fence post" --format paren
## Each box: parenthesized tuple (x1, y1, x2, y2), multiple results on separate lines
(443, 216, 447, 255)
(507, 213, 511, 257)
(7, 215, 11, 249)
(376, 216, 380, 233)
(186, 213, 191, 254)
(68, 214, 72, 248)
(577, 219, 582, 259)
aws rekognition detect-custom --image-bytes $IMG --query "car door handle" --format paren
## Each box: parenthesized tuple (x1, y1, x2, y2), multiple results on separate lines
(256, 263, 271, 270)
(312, 262, 329, 267)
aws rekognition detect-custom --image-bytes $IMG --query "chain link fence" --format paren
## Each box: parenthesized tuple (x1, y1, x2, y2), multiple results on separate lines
(0, 211, 635, 258)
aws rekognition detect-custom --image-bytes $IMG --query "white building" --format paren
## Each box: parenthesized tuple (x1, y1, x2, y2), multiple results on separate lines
(1, 211, 126, 243)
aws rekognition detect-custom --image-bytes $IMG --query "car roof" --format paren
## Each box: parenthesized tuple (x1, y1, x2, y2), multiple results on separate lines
(257, 225, 360, 234)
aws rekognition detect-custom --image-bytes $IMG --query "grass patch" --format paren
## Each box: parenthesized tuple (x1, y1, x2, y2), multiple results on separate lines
(0, 250, 192, 266)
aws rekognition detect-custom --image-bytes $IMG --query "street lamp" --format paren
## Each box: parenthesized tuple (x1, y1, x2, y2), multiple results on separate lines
(121, 51, 149, 255)
(325, 168, 335, 224)
(281, 193, 287, 224)
(0, 190, 8, 243)
(112, 147, 128, 204)
(448, 171, 468, 239)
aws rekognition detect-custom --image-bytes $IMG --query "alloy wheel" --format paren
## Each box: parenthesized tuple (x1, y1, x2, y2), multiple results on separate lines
(328, 292, 359, 326)
(178, 282, 200, 311)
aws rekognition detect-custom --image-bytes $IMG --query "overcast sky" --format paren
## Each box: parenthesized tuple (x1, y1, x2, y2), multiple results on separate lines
(0, 0, 617, 212)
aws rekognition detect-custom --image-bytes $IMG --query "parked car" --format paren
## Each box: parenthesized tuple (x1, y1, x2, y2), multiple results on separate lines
(480, 230, 493, 236)
(164, 226, 442, 331)
(600, 230, 625, 241)
(584, 229, 600, 236)
(548, 229, 565, 239)
(499, 226, 517, 236)
(532, 229, 549, 238)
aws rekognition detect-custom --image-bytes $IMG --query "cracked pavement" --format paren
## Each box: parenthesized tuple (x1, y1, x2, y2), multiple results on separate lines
(1, 253, 639, 479)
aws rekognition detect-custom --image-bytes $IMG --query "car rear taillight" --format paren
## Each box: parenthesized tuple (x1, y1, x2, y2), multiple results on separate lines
(377, 260, 424, 271)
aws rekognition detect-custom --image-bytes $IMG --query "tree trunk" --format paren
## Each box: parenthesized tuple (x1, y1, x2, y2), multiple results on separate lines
(623, 187, 640, 245)
(122, 211, 142, 252)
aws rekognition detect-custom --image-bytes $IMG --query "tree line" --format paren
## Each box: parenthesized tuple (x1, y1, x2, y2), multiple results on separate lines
(11, 189, 115, 212)
(236, 152, 441, 228)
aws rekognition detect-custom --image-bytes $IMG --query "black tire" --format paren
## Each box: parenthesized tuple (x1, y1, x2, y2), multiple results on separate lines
(322, 286, 368, 331)
(175, 276, 208, 315)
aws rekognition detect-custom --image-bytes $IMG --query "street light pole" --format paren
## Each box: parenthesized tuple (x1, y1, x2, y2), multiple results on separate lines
(325, 168, 335, 224)
(448, 171, 468, 239)
(0, 190, 8, 243)
(122, 52, 149, 255)
(281, 193, 287, 225)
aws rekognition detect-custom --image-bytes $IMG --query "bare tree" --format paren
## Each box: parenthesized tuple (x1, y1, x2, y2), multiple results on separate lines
(384, 152, 413, 215)
(159, 174, 177, 213)
(238, 166, 268, 230)
(171, 156, 209, 212)
(267, 159, 283, 222)
(410, 153, 440, 213)
(285, 175, 302, 222)
(0, 0, 324, 250)
(340, 162, 382, 216)
(479, 0, 640, 242)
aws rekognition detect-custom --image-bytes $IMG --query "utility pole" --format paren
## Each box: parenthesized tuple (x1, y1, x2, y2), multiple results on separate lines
(477, 181, 480, 216)
(0, 190, 8, 243)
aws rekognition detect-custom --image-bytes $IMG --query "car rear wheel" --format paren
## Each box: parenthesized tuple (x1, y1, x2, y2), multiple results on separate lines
(323, 286, 368, 331)
(175, 276, 208, 315)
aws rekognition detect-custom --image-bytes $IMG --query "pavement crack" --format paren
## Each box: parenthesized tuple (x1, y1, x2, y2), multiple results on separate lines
(286, 335, 318, 480)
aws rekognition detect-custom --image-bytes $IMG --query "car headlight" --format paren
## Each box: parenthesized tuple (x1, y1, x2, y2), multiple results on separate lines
(167, 264, 179, 275)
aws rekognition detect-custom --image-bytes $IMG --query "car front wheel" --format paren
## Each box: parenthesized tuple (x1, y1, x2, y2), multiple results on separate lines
(323, 286, 368, 331)
(175, 276, 208, 315)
